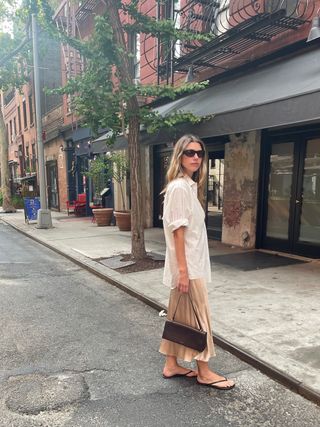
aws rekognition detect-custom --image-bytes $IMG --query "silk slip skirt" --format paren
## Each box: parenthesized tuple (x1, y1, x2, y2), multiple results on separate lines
(159, 278, 216, 362)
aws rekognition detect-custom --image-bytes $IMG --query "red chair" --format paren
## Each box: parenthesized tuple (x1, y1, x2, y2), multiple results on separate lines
(66, 193, 86, 216)
(74, 193, 86, 216)
(66, 200, 76, 216)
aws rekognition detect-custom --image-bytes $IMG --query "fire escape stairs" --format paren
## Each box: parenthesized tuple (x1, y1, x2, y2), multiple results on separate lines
(162, 9, 309, 75)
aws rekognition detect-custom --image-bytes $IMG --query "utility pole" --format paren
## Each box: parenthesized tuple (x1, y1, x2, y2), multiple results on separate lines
(32, 14, 52, 228)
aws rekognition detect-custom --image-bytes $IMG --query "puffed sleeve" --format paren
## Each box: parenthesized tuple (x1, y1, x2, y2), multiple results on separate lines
(163, 184, 192, 232)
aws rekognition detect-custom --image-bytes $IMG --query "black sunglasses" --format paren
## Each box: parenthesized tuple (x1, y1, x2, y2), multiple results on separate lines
(183, 149, 205, 158)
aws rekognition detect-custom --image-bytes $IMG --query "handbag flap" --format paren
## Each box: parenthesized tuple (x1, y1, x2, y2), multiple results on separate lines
(162, 320, 207, 352)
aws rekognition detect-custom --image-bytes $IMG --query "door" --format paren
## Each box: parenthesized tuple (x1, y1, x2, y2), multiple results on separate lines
(260, 134, 320, 258)
(47, 161, 59, 210)
(207, 150, 224, 240)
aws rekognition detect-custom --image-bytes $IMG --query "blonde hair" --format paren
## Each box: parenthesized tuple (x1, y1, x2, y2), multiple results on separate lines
(162, 134, 207, 205)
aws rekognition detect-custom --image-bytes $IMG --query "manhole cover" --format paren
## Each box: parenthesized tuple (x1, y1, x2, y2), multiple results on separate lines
(5, 373, 89, 415)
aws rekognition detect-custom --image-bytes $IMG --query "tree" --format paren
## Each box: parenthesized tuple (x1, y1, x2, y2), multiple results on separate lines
(38, 0, 209, 259)
(0, 4, 30, 213)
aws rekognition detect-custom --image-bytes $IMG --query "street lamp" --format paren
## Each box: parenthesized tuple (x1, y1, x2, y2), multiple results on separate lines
(32, 14, 52, 228)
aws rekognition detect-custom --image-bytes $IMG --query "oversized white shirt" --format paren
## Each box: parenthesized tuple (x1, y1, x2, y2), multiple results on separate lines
(162, 175, 211, 288)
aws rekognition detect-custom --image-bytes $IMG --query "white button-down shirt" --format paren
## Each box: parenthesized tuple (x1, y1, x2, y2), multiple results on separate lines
(162, 175, 211, 288)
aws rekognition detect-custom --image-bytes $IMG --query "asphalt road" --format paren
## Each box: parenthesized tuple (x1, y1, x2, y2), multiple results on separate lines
(0, 221, 319, 427)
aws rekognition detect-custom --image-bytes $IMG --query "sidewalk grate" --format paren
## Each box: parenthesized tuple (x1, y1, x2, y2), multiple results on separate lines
(210, 251, 307, 271)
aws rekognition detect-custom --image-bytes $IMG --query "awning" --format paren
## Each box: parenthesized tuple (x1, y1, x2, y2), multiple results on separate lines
(92, 131, 128, 152)
(155, 47, 320, 138)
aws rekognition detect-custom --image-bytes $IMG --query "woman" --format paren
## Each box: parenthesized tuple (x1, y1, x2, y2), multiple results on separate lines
(159, 134, 235, 390)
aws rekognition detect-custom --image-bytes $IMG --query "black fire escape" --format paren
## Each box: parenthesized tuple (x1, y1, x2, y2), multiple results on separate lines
(157, 0, 316, 84)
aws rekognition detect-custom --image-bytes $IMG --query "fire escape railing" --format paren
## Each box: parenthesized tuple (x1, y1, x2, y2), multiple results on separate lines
(157, 0, 316, 83)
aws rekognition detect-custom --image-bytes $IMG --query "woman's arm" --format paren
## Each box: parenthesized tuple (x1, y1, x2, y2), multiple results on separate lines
(173, 226, 189, 293)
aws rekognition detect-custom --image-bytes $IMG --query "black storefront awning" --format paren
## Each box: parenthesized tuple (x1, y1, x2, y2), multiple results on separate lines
(155, 47, 320, 138)
(92, 131, 128, 153)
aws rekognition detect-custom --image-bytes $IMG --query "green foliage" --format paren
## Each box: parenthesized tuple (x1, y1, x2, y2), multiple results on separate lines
(122, 2, 212, 43)
(106, 151, 129, 186)
(85, 155, 109, 196)
(86, 151, 129, 210)
(39, 1, 210, 137)
(0, 0, 32, 91)
(11, 194, 24, 209)
(1, 191, 25, 209)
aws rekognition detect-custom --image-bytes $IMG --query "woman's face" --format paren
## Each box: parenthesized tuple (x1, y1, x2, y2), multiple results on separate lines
(181, 141, 204, 177)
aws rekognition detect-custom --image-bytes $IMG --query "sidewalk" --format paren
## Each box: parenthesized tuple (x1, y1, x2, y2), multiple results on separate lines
(1, 209, 320, 403)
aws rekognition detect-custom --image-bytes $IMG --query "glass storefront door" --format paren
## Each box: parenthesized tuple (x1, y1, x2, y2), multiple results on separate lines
(297, 139, 320, 247)
(261, 133, 320, 258)
(265, 142, 294, 240)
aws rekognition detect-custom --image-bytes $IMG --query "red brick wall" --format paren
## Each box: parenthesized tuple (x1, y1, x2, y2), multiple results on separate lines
(4, 84, 37, 177)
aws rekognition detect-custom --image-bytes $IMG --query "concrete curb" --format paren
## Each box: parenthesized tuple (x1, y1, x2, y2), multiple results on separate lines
(2, 217, 320, 407)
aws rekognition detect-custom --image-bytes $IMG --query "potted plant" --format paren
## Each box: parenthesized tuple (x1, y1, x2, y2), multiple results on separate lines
(107, 151, 131, 231)
(86, 156, 113, 226)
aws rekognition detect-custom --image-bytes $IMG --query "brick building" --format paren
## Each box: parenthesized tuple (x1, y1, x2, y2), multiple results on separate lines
(3, 0, 319, 257)
(3, 33, 66, 210)
(149, 0, 320, 258)
(3, 84, 37, 196)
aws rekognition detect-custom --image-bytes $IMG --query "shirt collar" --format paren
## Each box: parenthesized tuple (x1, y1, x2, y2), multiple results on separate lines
(183, 174, 197, 188)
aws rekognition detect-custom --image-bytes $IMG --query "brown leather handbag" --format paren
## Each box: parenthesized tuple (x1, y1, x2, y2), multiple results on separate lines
(162, 294, 207, 352)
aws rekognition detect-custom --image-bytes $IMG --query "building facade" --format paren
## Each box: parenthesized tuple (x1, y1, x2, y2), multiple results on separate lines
(3, 0, 319, 258)
(150, 0, 320, 258)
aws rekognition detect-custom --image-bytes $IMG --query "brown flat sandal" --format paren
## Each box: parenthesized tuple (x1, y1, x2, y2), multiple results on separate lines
(163, 370, 197, 379)
(197, 376, 235, 390)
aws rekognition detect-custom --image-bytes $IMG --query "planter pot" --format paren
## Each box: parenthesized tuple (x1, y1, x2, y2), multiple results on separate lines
(92, 208, 113, 226)
(114, 210, 131, 231)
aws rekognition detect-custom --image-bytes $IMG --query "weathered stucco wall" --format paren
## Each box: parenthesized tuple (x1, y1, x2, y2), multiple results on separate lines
(44, 137, 67, 211)
(222, 131, 261, 248)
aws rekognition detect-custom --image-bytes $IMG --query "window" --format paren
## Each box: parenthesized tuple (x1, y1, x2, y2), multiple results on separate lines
(13, 117, 17, 137)
(131, 33, 140, 84)
(9, 120, 13, 143)
(212, 0, 230, 36)
(66, 94, 72, 114)
(22, 99, 28, 129)
(31, 143, 36, 172)
(18, 144, 25, 176)
(26, 146, 30, 171)
(28, 94, 34, 125)
(17, 105, 21, 133)
(174, 0, 181, 59)
(4, 88, 15, 105)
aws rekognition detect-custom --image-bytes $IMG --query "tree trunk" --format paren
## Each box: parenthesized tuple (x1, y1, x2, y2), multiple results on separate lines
(128, 115, 146, 259)
(0, 108, 16, 213)
(105, 1, 146, 259)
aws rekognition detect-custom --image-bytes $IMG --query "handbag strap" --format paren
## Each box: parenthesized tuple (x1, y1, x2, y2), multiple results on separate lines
(172, 292, 203, 331)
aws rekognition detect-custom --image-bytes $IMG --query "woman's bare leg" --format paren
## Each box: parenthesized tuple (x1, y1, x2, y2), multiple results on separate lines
(163, 355, 197, 378)
(196, 360, 235, 388)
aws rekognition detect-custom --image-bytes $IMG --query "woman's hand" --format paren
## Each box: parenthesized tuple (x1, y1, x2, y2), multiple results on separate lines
(177, 272, 189, 293)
